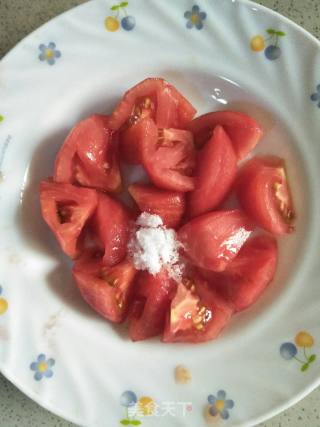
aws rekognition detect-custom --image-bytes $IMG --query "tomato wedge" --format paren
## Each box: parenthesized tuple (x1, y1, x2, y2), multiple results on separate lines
(235, 156, 295, 235)
(178, 210, 254, 271)
(128, 183, 186, 228)
(129, 270, 176, 341)
(188, 125, 237, 218)
(202, 235, 278, 312)
(39, 180, 98, 259)
(54, 114, 121, 192)
(140, 118, 196, 192)
(92, 192, 132, 266)
(119, 118, 146, 164)
(163, 276, 233, 343)
(188, 111, 263, 160)
(109, 77, 196, 131)
(73, 253, 137, 323)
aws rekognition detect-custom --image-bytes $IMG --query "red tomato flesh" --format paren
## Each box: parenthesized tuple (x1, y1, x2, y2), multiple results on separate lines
(39, 180, 98, 259)
(201, 235, 278, 312)
(119, 119, 146, 165)
(128, 183, 186, 228)
(109, 77, 196, 131)
(54, 114, 121, 192)
(235, 156, 295, 235)
(92, 192, 132, 266)
(188, 125, 237, 218)
(178, 210, 254, 271)
(73, 254, 137, 323)
(129, 270, 176, 341)
(141, 118, 196, 192)
(163, 276, 233, 343)
(188, 111, 263, 160)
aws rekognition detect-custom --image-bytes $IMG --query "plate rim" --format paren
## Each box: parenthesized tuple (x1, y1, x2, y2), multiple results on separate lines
(1, 0, 320, 426)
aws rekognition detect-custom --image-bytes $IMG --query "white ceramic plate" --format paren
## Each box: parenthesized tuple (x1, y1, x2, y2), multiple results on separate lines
(1, 0, 320, 426)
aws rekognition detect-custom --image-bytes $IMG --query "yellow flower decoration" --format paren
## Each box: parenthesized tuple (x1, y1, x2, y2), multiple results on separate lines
(295, 331, 314, 348)
(137, 396, 155, 416)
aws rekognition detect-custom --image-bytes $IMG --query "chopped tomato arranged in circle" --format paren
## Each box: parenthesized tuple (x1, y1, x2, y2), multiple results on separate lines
(188, 111, 263, 160)
(188, 125, 237, 218)
(178, 210, 254, 272)
(129, 269, 176, 341)
(235, 156, 295, 235)
(201, 235, 278, 312)
(73, 253, 137, 323)
(39, 78, 295, 343)
(140, 118, 196, 192)
(163, 276, 233, 343)
(128, 183, 186, 228)
(54, 114, 121, 192)
(39, 180, 98, 259)
(92, 192, 132, 266)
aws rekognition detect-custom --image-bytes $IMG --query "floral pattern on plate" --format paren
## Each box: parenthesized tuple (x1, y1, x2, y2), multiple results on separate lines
(30, 354, 55, 381)
(0, 286, 8, 315)
(184, 5, 207, 30)
(105, 2, 135, 32)
(207, 390, 235, 420)
(250, 28, 285, 60)
(38, 42, 61, 65)
(120, 390, 156, 425)
(310, 84, 320, 107)
(280, 331, 316, 371)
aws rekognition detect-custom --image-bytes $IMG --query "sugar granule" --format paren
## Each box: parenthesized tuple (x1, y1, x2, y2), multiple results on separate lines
(128, 213, 182, 279)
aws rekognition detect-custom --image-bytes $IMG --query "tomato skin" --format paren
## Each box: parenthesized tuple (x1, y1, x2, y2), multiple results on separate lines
(201, 235, 278, 312)
(92, 193, 132, 266)
(109, 78, 196, 131)
(129, 270, 177, 341)
(73, 254, 137, 323)
(188, 111, 263, 160)
(128, 183, 186, 228)
(235, 156, 295, 235)
(188, 125, 237, 218)
(162, 276, 233, 343)
(178, 210, 254, 272)
(141, 119, 196, 192)
(39, 180, 98, 259)
(54, 114, 121, 193)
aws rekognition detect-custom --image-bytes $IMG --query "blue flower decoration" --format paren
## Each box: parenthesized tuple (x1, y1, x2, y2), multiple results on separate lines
(310, 84, 320, 108)
(120, 390, 137, 407)
(184, 5, 206, 30)
(207, 390, 234, 420)
(30, 354, 55, 381)
(38, 42, 61, 65)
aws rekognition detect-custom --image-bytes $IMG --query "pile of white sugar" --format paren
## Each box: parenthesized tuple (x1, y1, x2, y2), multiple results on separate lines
(128, 212, 183, 279)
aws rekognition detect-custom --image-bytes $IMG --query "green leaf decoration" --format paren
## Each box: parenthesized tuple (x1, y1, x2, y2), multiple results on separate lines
(309, 354, 316, 363)
(266, 28, 275, 34)
(130, 421, 141, 426)
(301, 363, 309, 372)
(111, 5, 119, 10)
(276, 31, 286, 36)
(120, 420, 130, 425)
(0, 115, 4, 122)
(120, 1, 129, 7)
